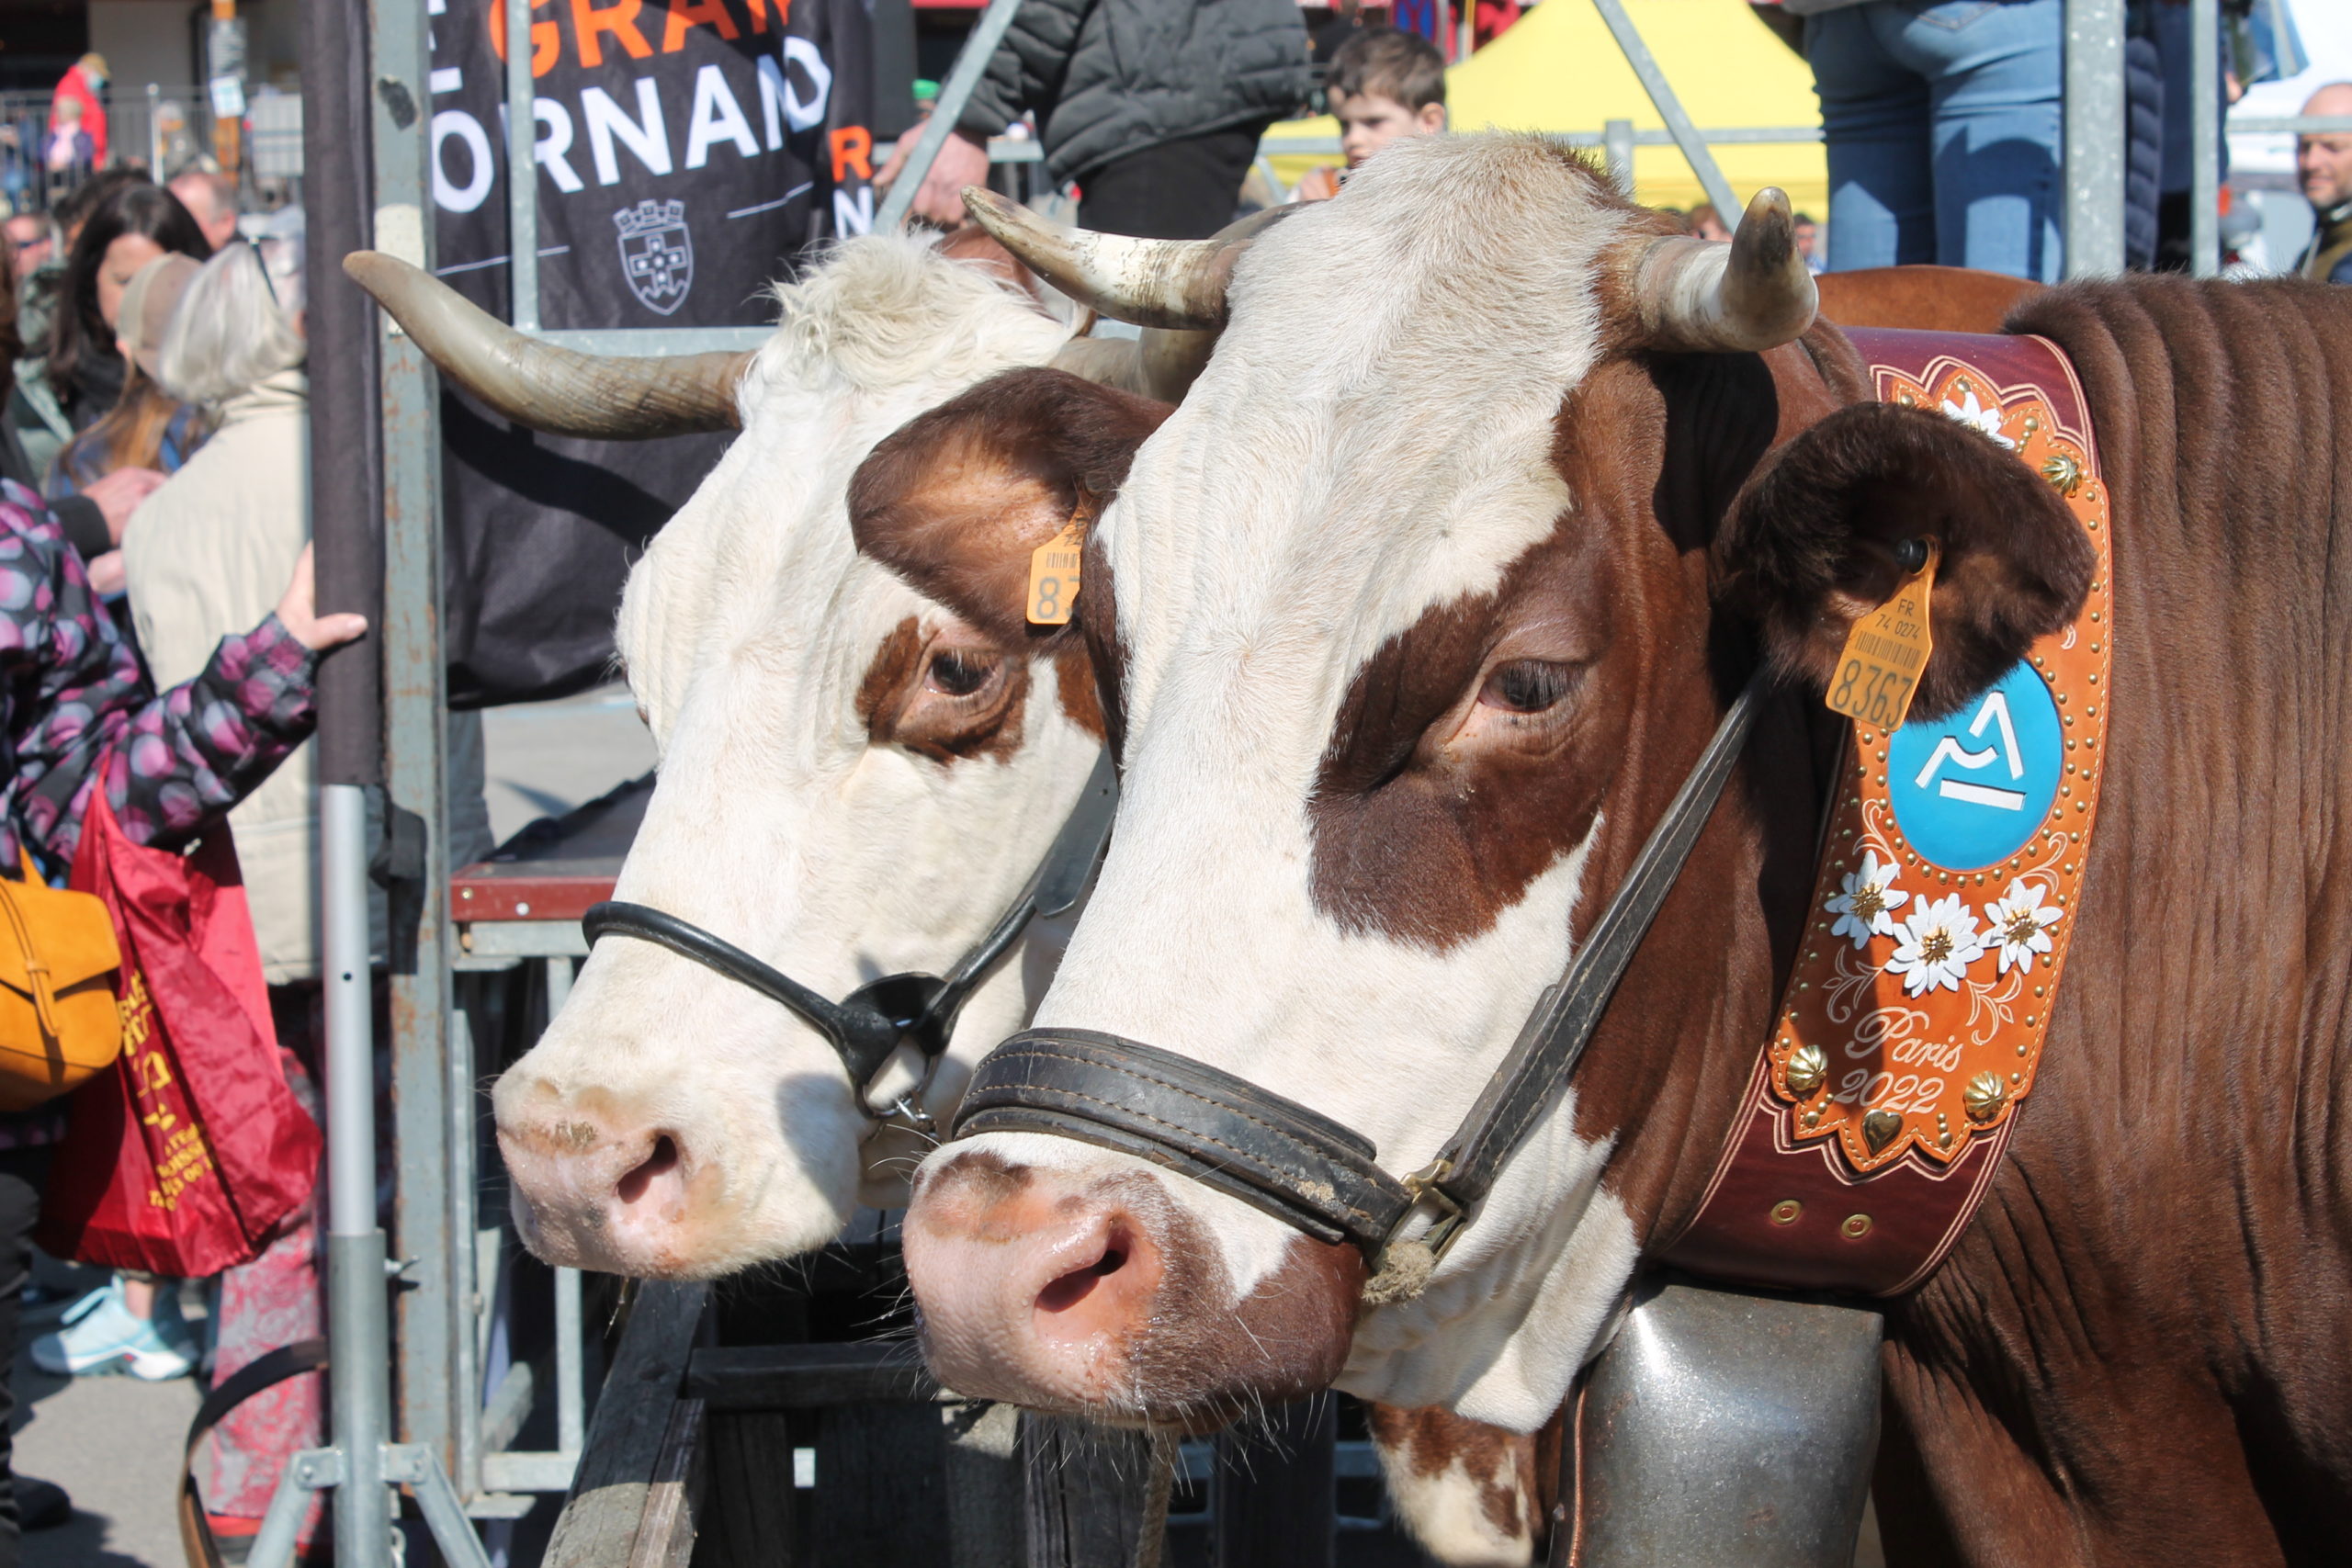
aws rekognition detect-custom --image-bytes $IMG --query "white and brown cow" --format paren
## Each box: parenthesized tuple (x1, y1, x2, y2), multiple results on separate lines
(885, 135, 2352, 1564)
(350, 233, 1550, 1566)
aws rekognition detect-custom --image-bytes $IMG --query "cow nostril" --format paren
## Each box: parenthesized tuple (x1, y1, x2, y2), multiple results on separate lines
(1035, 1231, 1130, 1314)
(616, 1134, 681, 1207)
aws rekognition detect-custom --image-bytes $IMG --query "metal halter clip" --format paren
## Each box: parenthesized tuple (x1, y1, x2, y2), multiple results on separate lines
(1399, 1157, 1470, 1261)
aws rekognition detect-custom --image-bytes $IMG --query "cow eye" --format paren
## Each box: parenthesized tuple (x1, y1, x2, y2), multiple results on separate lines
(926, 649, 998, 698)
(1477, 660, 1577, 715)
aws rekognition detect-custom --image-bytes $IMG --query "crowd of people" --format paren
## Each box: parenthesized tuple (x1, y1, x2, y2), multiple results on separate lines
(0, 162, 367, 1565)
(876, 0, 2345, 288)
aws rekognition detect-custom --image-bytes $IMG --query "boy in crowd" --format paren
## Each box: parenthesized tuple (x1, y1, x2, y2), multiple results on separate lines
(1295, 28, 1447, 203)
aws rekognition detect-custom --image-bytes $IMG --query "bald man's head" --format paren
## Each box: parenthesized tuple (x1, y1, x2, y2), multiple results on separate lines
(2300, 84, 2352, 214)
(168, 169, 239, 252)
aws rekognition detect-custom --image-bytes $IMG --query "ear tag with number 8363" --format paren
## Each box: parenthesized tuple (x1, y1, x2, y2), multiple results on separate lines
(1826, 537, 1937, 731)
(1026, 519, 1083, 626)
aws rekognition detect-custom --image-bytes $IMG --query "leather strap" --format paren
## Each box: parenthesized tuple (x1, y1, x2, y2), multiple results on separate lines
(949, 674, 1767, 1269)
(1415, 671, 1766, 1246)
(586, 750, 1118, 1100)
(584, 900, 904, 1084)
(179, 1338, 328, 1568)
(955, 1030, 1413, 1250)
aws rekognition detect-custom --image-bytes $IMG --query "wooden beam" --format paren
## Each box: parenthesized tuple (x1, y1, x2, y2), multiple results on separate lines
(628, 1398, 708, 1568)
(685, 1343, 939, 1410)
(545, 1281, 711, 1568)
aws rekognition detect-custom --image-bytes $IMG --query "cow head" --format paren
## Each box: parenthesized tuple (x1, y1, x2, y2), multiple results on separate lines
(351, 236, 1170, 1276)
(896, 139, 2090, 1428)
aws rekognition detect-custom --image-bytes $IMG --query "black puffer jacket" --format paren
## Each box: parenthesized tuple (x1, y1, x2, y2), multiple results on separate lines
(956, 0, 1312, 185)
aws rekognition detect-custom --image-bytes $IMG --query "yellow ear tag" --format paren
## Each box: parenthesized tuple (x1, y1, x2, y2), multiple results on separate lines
(1825, 538, 1938, 732)
(1026, 519, 1083, 626)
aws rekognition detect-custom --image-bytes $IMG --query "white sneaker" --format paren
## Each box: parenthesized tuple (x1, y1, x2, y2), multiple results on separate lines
(30, 1277, 198, 1380)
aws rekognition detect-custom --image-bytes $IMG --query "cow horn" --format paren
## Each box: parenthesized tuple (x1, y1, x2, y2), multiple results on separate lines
(961, 189, 1290, 332)
(342, 251, 753, 438)
(1627, 187, 1817, 354)
(1048, 327, 1217, 404)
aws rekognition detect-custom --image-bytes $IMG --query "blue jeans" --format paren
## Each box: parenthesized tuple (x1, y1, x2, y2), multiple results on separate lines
(1806, 0, 2064, 281)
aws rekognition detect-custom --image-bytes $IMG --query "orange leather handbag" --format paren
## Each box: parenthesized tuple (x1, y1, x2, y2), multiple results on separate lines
(0, 851, 123, 1110)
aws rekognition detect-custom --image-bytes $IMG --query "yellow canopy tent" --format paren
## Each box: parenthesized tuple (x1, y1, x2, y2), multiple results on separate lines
(1261, 0, 1828, 218)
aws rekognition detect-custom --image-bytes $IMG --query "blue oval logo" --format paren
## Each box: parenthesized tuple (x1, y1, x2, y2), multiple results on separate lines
(1886, 660, 2063, 870)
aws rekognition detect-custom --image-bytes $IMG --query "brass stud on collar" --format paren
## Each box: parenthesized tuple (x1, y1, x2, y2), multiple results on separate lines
(1840, 1213, 1873, 1240)
(1862, 1110, 1902, 1153)
(1785, 1043, 1828, 1098)
(1963, 1071, 2007, 1123)
(1770, 1200, 1804, 1226)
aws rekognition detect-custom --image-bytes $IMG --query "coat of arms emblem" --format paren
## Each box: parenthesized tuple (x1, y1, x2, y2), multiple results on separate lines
(614, 198, 693, 315)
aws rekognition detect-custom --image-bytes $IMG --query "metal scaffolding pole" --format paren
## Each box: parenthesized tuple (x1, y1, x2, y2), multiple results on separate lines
(250, 3, 489, 1565)
(2064, 0, 2127, 276)
(1591, 0, 1742, 223)
(2189, 0, 2222, 277)
(505, 0, 540, 331)
(875, 0, 1027, 231)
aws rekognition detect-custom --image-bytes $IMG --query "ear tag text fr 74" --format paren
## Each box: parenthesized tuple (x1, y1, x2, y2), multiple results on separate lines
(1826, 537, 1938, 731)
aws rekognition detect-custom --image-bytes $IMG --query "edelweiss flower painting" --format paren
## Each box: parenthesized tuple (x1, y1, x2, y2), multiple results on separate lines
(1886, 893, 1984, 996)
(1826, 851, 1908, 948)
(1983, 878, 2062, 974)
(1939, 388, 2017, 450)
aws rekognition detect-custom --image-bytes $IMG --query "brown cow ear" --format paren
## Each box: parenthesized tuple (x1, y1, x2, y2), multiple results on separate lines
(849, 367, 1169, 642)
(1715, 401, 2093, 721)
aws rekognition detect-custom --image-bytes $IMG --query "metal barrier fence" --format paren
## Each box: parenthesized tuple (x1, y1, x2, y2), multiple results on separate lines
(0, 85, 303, 216)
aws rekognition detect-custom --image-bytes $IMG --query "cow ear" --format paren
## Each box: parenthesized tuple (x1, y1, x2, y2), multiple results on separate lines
(849, 367, 1168, 641)
(1715, 401, 2094, 721)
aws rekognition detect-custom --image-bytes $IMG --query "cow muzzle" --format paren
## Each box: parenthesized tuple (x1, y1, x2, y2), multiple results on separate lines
(904, 1144, 1362, 1423)
(494, 1093, 710, 1275)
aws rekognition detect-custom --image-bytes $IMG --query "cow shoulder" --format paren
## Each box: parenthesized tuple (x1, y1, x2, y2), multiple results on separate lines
(1714, 400, 2093, 720)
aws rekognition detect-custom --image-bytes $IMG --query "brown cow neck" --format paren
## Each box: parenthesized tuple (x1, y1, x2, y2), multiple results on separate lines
(1562, 327, 1870, 1261)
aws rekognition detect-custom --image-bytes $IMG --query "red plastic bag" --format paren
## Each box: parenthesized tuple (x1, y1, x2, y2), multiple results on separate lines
(37, 791, 321, 1276)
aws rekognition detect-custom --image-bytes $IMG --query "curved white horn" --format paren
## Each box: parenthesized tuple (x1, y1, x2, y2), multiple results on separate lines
(343, 251, 753, 438)
(1627, 187, 1817, 354)
(961, 188, 1290, 331)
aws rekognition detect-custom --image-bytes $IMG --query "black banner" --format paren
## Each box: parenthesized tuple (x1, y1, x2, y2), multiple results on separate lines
(426, 0, 876, 705)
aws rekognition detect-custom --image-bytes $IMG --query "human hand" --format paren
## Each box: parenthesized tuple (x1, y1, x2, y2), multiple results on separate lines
(85, 548, 125, 596)
(83, 466, 165, 543)
(876, 128, 994, 228)
(274, 543, 369, 652)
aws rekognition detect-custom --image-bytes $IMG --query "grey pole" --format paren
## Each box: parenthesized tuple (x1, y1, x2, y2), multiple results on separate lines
(2189, 0, 2221, 276)
(2064, 0, 2127, 276)
(1590, 0, 1742, 223)
(504, 0, 539, 330)
(876, 0, 1027, 231)
(1604, 118, 1637, 199)
(322, 784, 393, 1568)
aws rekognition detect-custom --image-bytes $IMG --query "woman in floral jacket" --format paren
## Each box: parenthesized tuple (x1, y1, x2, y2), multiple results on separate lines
(0, 475, 359, 1561)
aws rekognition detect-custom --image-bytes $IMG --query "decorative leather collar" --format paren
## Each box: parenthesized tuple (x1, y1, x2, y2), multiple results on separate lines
(1669, 329, 2113, 1294)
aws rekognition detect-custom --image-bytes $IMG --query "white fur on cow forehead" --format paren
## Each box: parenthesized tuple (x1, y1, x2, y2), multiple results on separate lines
(1098, 136, 1630, 723)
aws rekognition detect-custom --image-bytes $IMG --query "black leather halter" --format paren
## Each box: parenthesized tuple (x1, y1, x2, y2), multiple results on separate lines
(583, 751, 1119, 1113)
(952, 674, 1767, 1279)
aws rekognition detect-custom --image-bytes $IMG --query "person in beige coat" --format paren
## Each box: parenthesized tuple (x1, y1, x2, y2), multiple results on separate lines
(112, 224, 492, 1533)
(124, 226, 492, 985)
